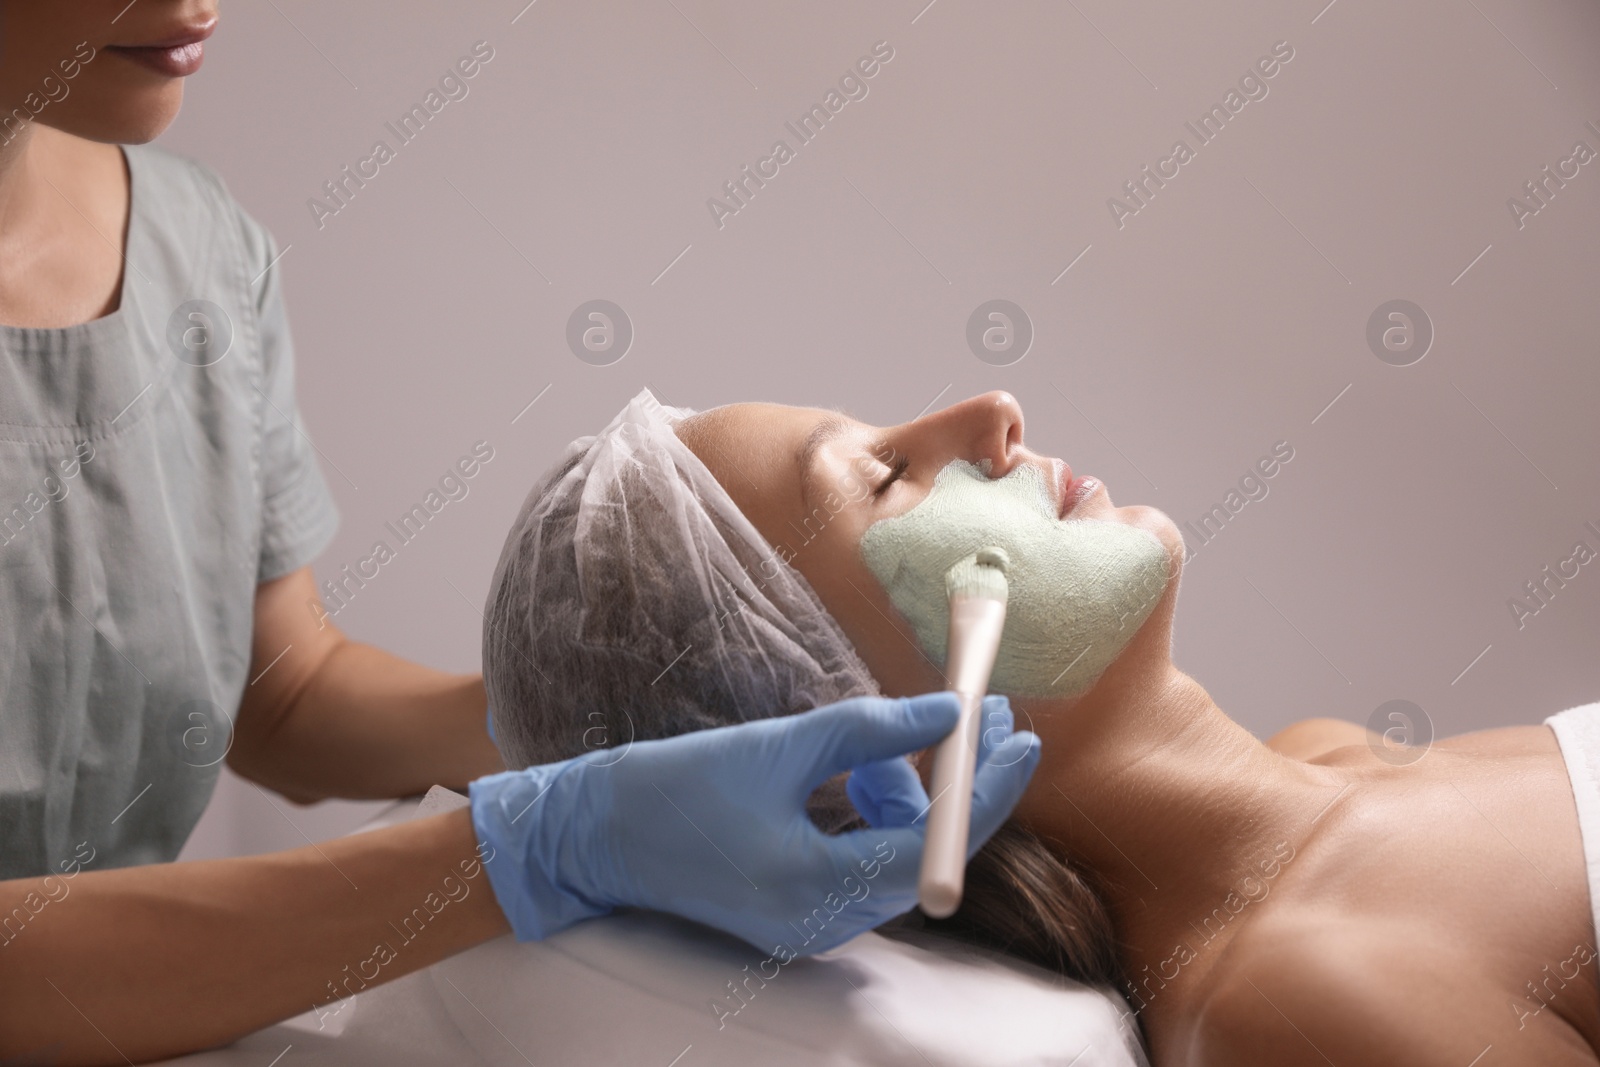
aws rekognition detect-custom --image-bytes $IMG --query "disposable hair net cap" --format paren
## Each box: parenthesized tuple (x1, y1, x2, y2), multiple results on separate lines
(484, 388, 879, 784)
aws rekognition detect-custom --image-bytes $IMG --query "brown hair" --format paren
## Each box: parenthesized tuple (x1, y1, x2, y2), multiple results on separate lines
(803, 773, 1122, 986)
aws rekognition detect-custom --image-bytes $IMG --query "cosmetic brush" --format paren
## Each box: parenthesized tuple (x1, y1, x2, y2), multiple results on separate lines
(918, 546, 1010, 918)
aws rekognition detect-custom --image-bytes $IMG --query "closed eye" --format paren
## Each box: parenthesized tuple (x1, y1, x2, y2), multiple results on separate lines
(874, 455, 909, 497)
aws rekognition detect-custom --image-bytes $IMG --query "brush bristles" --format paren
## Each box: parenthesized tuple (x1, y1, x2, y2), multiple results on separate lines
(946, 547, 1010, 603)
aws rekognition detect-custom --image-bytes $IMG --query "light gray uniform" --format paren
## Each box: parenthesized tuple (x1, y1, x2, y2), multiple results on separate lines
(0, 143, 339, 879)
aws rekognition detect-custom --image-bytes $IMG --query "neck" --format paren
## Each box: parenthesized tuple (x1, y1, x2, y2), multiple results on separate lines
(1014, 661, 1345, 1004)
(0, 122, 67, 254)
(0, 122, 48, 239)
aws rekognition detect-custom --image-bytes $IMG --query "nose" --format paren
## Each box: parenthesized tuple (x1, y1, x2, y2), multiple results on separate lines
(906, 391, 1025, 477)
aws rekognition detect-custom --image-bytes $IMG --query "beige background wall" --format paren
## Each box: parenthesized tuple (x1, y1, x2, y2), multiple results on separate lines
(170, 0, 1600, 858)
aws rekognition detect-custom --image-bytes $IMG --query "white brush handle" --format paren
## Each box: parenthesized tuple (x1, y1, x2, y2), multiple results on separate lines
(919, 595, 1006, 919)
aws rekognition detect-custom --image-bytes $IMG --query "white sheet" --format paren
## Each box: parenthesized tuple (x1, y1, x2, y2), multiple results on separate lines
(152, 787, 1148, 1067)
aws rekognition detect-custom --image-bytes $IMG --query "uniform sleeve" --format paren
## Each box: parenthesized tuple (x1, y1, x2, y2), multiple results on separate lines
(239, 214, 341, 584)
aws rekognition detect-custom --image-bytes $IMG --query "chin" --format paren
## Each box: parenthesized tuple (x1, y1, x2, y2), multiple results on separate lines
(1117, 504, 1187, 581)
(53, 90, 184, 145)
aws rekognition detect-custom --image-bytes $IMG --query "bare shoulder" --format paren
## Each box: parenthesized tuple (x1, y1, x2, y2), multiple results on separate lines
(1182, 916, 1504, 1067)
(1433, 721, 1562, 758)
(1264, 718, 1559, 767)
(1263, 717, 1380, 762)
(1185, 955, 1437, 1066)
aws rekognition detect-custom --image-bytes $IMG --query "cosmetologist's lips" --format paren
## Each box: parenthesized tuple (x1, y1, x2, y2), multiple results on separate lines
(106, 19, 216, 78)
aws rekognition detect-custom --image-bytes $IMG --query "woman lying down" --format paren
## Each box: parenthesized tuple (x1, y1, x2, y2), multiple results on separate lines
(483, 388, 1600, 1067)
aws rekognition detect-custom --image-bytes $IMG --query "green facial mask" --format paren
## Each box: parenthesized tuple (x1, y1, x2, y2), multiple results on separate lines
(860, 460, 1171, 698)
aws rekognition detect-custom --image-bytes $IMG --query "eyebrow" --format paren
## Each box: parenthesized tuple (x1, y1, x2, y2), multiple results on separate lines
(795, 415, 851, 506)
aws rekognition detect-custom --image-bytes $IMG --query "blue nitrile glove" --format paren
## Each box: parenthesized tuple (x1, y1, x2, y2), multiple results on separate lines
(468, 692, 1040, 956)
(847, 694, 1022, 841)
(485, 702, 496, 744)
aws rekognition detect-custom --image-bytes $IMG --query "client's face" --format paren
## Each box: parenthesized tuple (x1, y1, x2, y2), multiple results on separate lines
(677, 391, 1185, 704)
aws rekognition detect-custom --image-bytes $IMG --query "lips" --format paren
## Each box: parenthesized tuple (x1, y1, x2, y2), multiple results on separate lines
(1055, 460, 1097, 518)
(107, 20, 215, 78)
